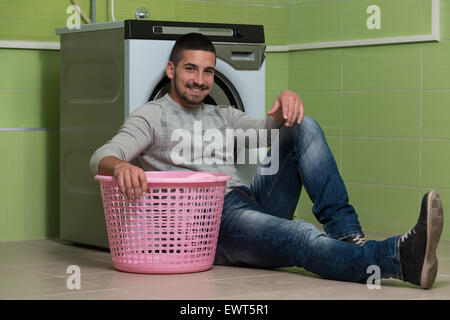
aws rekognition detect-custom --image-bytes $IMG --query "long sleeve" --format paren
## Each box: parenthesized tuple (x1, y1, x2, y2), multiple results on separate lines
(89, 103, 162, 174)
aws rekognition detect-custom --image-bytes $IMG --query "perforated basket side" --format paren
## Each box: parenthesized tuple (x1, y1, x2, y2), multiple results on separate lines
(98, 180, 227, 273)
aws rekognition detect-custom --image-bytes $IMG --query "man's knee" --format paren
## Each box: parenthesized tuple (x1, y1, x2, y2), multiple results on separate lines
(286, 116, 325, 147)
(275, 116, 326, 155)
(298, 116, 323, 136)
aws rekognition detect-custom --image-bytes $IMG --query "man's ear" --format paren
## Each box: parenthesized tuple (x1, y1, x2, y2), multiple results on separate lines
(166, 61, 175, 79)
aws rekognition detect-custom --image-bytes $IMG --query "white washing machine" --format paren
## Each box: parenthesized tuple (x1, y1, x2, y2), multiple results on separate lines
(56, 20, 266, 248)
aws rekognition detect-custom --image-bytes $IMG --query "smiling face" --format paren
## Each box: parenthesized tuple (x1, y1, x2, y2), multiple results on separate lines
(166, 49, 216, 108)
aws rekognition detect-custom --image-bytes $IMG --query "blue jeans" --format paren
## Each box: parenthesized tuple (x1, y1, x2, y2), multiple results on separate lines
(214, 116, 403, 283)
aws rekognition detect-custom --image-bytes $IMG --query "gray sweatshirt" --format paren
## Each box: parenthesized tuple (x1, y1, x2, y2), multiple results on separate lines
(89, 94, 282, 194)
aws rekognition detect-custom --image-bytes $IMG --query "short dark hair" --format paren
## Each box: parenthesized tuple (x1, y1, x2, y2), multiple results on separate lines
(169, 33, 216, 66)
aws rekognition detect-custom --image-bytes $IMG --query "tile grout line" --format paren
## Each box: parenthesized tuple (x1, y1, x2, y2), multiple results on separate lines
(421, 0, 424, 35)
(326, 135, 450, 142)
(201, 0, 205, 23)
(0, 275, 62, 285)
(339, 1, 344, 173)
(203, 272, 287, 283)
(32, 269, 116, 279)
(23, 129, 27, 240)
(116, 272, 287, 291)
(14, 288, 121, 300)
(408, 296, 450, 300)
(0, 89, 59, 93)
(287, 29, 290, 98)
(419, 42, 424, 198)
(0, 128, 58, 132)
(0, 243, 113, 268)
(0, 260, 68, 269)
(116, 287, 160, 299)
(345, 181, 450, 192)
(285, 89, 450, 93)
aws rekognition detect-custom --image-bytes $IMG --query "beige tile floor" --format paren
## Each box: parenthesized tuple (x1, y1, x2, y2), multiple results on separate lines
(0, 231, 449, 300)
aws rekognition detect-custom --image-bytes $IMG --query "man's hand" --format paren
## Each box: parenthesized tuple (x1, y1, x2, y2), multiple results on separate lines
(267, 90, 305, 127)
(99, 156, 148, 202)
(114, 162, 148, 202)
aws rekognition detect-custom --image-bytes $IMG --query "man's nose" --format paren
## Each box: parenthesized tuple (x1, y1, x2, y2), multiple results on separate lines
(193, 72, 204, 86)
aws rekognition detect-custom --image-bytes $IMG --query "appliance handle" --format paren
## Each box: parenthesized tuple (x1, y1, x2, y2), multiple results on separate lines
(231, 51, 255, 61)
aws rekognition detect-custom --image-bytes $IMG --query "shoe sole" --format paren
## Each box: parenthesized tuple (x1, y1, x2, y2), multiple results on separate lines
(420, 191, 444, 289)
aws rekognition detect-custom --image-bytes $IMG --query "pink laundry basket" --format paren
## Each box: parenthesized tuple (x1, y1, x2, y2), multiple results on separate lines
(95, 171, 231, 274)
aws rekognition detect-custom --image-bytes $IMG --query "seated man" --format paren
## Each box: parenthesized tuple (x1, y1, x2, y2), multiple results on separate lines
(90, 32, 444, 289)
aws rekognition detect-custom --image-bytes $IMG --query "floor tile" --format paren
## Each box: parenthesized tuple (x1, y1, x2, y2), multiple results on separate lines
(124, 279, 253, 300)
(0, 232, 449, 300)
(82, 266, 277, 290)
(21, 288, 149, 300)
(0, 276, 104, 299)
(0, 265, 60, 282)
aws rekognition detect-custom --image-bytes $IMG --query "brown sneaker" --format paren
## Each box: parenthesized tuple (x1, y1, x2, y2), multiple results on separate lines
(399, 191, 444, 289)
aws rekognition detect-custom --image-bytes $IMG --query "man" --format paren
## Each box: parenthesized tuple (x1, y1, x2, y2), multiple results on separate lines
(90, 33, 444, 289)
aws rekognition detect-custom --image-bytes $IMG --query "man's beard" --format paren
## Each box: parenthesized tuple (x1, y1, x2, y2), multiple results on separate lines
(173, 72, 209, 106)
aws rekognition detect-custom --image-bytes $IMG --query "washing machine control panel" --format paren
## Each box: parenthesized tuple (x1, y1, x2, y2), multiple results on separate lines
(124, 20, 264, 44)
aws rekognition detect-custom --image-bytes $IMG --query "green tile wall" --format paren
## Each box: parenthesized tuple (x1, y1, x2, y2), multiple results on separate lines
(342, 92, 421, 138)
(1, 0, 449, 240)
(289, 49, 342, 91)
(24, 131, 60, 239)
(341, 138, 421, 187)
(422, 92, 450, 139)
(0, 0, 290, 241)
(0, 47, 60, 241)
(290, 0, 450, 239)
(342, 44, 421, 91)
(289, 1, 342, 44)
(0, 132, 25, 240)
(298, 92, 341, 137)
(342, 0, 432, 40)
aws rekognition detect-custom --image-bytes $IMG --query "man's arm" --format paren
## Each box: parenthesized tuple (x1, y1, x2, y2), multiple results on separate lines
(91, 104, 161, 202)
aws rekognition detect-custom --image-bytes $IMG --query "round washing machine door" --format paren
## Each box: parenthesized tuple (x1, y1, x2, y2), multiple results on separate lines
(148, 70, 245, 111)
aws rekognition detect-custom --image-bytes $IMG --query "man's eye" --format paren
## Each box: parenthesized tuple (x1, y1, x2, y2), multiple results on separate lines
(185, 66, 194, 71)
